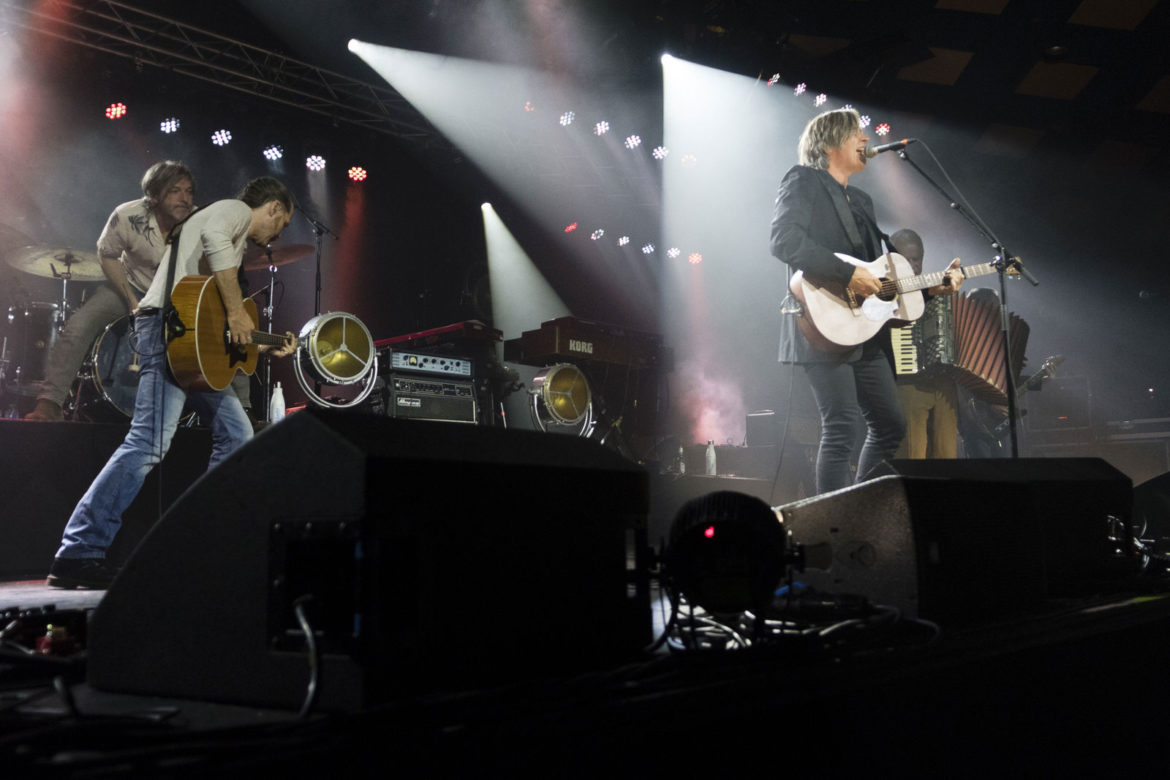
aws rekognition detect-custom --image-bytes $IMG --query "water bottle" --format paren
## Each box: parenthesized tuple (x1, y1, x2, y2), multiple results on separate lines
(705, 440, 716, 475)
(269, 381, 286, 423)
(676, 445, 686, 475)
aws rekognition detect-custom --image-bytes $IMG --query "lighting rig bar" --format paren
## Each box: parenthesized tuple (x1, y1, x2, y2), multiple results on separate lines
(3, 0, 451, 148)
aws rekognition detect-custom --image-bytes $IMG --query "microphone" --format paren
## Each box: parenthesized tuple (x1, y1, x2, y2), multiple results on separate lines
(865, 138, 917, 158)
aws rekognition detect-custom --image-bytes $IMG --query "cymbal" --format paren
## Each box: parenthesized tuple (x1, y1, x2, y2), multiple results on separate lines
(4, 245, 105, 281)
(242, 243, 314, 270)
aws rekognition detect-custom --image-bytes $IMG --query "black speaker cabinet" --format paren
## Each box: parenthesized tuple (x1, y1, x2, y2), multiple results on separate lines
(88, 410, 649, 711)
(778, 458, 1135, 625)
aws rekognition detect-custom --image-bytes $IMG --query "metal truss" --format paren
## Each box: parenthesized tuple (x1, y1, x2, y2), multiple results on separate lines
(2, 0, 448, 147)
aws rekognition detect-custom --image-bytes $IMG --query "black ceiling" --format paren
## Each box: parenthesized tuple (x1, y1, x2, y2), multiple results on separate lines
(120, 0, 1169, 163)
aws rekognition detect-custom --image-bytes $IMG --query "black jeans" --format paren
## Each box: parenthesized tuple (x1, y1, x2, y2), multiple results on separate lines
(804, 350, 905, 494)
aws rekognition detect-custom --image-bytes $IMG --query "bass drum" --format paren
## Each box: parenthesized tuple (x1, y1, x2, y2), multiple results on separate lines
(70, 315, 142, 421)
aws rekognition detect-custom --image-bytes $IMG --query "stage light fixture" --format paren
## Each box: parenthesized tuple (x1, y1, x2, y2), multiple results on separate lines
(624, 135, 642, 150)
(524, 101, 536, 112)
(293, 312, 378, 409)
(875, 123, 891, 136)
(617, 236, 630, 246)
(593, 121, 610, 136)
(211, 129, 232, 146)
(689, 253, 703, 265)
(859, 115, 871, 128)
(590, 229, 604, 240)
(767, 73, 780, 86)
(105, 102, 127, 119)
(348, 166, 368, 181)
(560, 111, 575, 126)
(529, 363, 593, 435)
(661, 53, 673, 63)
(666, 247, 681, 259)
(564, 222, 578, 233)
(641, 243, 654, 255)
(160, 117, 180, 134)
(652, 146, 669, 160)
(681, 154, 698, 167)
(263, 144, 284, 161)
(814, 93, 828, 107)
(794, 83, 807, 95)
(306, 155, 327, 171)
(665, 491, 787, 614)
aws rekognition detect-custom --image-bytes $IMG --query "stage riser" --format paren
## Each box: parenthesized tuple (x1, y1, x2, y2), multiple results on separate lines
(0, 421, 212, 579)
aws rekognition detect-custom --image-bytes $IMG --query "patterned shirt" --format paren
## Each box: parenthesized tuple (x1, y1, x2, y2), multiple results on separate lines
(95, 199, 166, 293)
(137, 200, 252, 311)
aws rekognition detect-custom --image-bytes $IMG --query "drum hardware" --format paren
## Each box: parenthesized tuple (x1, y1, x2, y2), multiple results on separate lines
(241, 243, 313, 271)
(245, 242, 312, 419)
(292, 311, 378, 409)
(4, 245, 105, 331)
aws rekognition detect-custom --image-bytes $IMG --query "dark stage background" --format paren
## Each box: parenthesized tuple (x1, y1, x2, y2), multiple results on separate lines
(0, 0, 1167, 443)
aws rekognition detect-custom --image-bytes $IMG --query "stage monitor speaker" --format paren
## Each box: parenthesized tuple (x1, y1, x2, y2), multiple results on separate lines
(778, 459, 1135, 625)
(88, 409, 649, 711)
(875, 458, 1135, 594)
(1134, 471, 1170, 572)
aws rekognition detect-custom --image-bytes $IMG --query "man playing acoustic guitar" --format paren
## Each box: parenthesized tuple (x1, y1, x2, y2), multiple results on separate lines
(47, 177, 298, 589)
(770, 109, 962, 493)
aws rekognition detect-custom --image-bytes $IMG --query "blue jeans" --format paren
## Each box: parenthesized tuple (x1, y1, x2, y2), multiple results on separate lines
(56, 313, 253, 559)
(804, 349, 905, 494)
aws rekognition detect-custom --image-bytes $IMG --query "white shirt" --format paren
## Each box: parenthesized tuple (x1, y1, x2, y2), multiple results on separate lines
(137, 200, 252, 311)
(96, 199, 167, 293)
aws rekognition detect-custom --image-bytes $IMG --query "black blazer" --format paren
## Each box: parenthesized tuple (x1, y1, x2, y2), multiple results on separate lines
(769, 165, 884, 364)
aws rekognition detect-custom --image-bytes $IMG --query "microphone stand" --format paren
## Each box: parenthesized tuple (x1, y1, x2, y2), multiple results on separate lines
(299, 210, 338, 317)
(298, 209, 339, 400)
(891, 146, 1039, 458)
(259, 246, 276, 420)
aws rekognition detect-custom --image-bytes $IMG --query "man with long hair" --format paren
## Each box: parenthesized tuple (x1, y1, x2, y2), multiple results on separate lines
(47, 177, 298, 589)
(770, 109, 961, 493)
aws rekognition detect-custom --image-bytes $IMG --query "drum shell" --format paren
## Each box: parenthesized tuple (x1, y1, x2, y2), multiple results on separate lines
(3, 302, 59, 396)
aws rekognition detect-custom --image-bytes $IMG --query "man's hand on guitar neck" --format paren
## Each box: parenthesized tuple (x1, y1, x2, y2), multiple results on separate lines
(260, 331, 298, 359)
(848, 266, 883, 297)
(927, 257, 964, 297)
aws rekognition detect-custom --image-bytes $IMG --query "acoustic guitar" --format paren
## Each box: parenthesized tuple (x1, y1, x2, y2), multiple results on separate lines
(789, 252, 1012, 353)
(166, 275, 287, 392)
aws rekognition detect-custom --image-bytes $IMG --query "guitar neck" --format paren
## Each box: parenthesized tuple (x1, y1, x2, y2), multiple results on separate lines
(894, 262, 1000, 294)
(251, 330, 286, 347)
(225, 327, 286, 347)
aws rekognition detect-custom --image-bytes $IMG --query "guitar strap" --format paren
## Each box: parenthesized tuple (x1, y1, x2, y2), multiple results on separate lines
(817, 170, 896, 259)
(161, 211, 197, 342)
(817, 170, 867, 258)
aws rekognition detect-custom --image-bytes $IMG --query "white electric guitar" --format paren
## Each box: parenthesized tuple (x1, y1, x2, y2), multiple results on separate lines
(789, 252, 1011, 353)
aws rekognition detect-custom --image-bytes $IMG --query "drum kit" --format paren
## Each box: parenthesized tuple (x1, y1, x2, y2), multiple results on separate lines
(0, 240, 323, 420)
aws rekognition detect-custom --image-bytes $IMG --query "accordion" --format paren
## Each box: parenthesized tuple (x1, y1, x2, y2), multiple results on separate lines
(890, 291, 1029, 406)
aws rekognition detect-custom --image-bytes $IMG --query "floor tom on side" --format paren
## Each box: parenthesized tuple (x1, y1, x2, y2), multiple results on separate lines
(2, 302, 60, 396)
